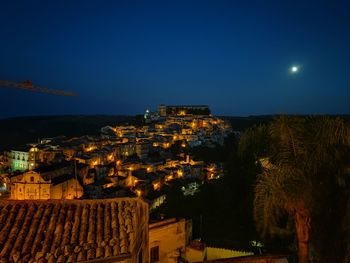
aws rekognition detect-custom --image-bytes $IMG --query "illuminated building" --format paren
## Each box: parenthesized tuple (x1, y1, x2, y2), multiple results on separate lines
(50, 174, 84, 199)
(136, 142, 150, 159)
(157, 104, 211, 116)
(75, 155, 101, 168)
(117, 142, 136, 157)
(185, 240, 255, 262)
(9, 170, 83, 200)
(114, 126, 136, 138)
(10, 150, 29, 171)
(149, 218, 192, 263)
(9, 146, 40, 171)
(10, 146, 52, 172)
(10, 171, 50, 199)
(157, 104, 167, 117)
(84, 144, 97, 152)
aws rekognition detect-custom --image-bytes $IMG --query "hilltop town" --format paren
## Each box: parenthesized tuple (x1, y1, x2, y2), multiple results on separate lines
(0, 104, 232, 203)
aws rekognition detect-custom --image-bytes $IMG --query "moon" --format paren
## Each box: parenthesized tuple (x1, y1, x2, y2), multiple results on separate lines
(290, 65, 299, 73)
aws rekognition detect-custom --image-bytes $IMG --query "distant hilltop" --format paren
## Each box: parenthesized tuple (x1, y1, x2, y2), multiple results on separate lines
(144, 104, 211, 123)
(157, 104, 210, 117)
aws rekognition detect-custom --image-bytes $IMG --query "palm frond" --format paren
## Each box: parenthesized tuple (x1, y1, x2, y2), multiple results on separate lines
(254, 170, 288, 237)
(270, 115, 305, 166)
(238, 125, 271, 159)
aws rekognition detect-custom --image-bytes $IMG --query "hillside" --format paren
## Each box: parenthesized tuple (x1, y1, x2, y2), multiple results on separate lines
(0, 115, 139, 151)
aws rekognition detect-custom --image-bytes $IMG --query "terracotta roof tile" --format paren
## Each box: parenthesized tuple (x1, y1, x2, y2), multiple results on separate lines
(0, 198, 147, 262)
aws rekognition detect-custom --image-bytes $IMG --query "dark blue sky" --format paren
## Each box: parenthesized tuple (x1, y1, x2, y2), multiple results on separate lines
(0, 0, 349, 117)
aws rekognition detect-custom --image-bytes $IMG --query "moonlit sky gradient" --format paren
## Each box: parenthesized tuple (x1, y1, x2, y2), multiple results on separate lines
(0, 0, 349, 117)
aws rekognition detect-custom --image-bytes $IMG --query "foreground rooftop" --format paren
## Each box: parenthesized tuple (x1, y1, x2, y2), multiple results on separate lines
(0, 198, 148, 262)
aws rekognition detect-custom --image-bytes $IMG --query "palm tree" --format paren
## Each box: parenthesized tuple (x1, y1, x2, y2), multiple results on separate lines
(238, 124, 271, 162)
(253, 116, 349, 263)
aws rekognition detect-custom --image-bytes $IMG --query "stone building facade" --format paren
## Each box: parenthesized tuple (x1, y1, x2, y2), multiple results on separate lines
(9, 170, 83, 200)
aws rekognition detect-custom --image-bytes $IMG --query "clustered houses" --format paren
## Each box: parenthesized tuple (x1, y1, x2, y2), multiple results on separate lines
(3, 105, 231, 201)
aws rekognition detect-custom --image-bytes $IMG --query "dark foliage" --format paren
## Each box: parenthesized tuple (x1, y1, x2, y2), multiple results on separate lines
(156, 135, 260, 251)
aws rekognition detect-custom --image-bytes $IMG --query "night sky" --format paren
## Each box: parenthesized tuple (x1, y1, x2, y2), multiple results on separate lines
(0, 0, 349, 118)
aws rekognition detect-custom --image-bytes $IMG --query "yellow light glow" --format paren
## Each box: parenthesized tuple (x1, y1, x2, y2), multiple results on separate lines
(153, 183, 160, 190)
(163, 142, 170, 148)
(166, 175, 173, 181)
(86, 146, 94, 152)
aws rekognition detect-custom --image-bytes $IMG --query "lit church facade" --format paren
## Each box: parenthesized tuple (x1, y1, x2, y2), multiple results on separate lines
(10, 170, 83, 200)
